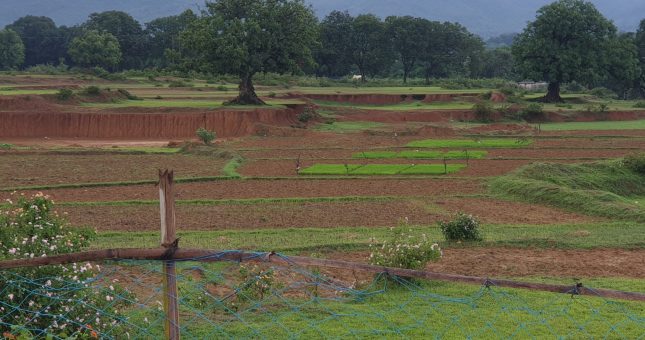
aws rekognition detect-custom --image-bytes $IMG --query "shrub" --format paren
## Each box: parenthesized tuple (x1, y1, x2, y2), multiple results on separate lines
(81, 85, 101, 96)
(589, 87, 617, 99)
(297, 107, 315, 123)
(216, 85, 228, 91)
(0, 143, 13, 149)
(498, 85, 517, 96)
(473, 102, 493, 122)
(563, 81, 585, 93)
(0, 194, 129, 336)
(56, 88, 74, 101)
(623, 153, 645, 175)
(168, 80, 192, 88)
(439, 212, 483, 242)
(369, 221, 442, 270)
(268, 91, 277, 98)
(519, 103, 544, 121)
(196, 127, 216, 145)
(586, 103, 609, 113)
(633, 101, 645, 108)
(117, 88, 141, 100)
(480, 91, 493, 100)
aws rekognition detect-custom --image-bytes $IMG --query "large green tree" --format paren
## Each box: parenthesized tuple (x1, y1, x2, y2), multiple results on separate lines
(0, 29, 25, 70)
(385, 16, 428, 83)
(68, 30, 121, 69)
(5, 16, 66, 67)
(419, 21, 482, 83)
(316, 10, 354, 78)
(512, 0, 619, 102)
(350, 14, 394, 82)
(145, 9, 197, 68)
(636, 19, 645, 97)
(84, 11, 146, 69)
(480, 47, 515, 79)
(182, 0, 318, 105)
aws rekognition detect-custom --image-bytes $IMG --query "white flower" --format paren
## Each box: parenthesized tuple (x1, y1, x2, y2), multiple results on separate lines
(8, 294, 13, 301)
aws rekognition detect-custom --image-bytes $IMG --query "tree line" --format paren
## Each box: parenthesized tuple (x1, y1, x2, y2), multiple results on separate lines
(0, 0, 644, 104)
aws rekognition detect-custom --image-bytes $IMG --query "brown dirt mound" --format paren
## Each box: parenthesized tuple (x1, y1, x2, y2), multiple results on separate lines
(0, 107, 302, 138)
(545, 110, 645, 122)
(490, 92, 507, 102)
(0, 95, 60, 112)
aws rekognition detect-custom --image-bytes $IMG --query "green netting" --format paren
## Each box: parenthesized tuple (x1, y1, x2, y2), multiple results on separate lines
(1, 251, 643, 339)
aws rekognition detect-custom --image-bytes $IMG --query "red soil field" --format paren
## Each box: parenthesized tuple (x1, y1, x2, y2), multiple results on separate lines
(331, 248, 645, 279)
(60, 196, 596, 231)
(0, 178, 485, 202)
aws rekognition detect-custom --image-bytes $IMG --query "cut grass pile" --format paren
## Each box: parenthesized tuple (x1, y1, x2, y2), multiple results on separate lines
(354, 150, 487, 159)
(300, 163, 465, 175)
(536, 120, 645, 131)
(491, 160, 645, 222)
(407, 138, 532, 148)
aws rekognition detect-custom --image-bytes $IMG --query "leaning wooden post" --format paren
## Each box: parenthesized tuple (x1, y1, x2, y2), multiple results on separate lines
(159, 170, 180, 340)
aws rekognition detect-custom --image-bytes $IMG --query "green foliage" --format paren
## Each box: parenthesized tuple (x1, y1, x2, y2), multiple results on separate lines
(6, 16, 67, 67)
(216, 85, 228, 92)
(85, 11, 145, 69)
(68, 30, 122, 69)
(297, 107, 315, 123)
(512, 0, 626, 101)
(491, 161, 645, 222)
(0, 194, 128, 335)
(622, 153, 645, 175)
(117, 88, 141, 100)
(196, 127, 216, 145)
(369, 221, 442, 270)
(0, 29, 25, 70)
(0, 143, 13, 149)
(181, 0, 318, 104)
(633, 101, 645, 108)
(473, 101, 494, 122)
(235, 264, 276, 303)
(439, 212, 483, 242)
(81, 85, 101, 96)
(589, 87, 618, 99)
(55, 88, 74, 101)
(519, 102, 544, 121)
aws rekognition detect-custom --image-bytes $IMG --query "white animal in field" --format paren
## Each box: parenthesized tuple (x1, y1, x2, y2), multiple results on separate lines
(351, 74, 363, 81)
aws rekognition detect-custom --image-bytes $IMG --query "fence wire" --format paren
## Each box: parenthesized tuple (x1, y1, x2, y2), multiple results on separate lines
(1, 251, 644, 339)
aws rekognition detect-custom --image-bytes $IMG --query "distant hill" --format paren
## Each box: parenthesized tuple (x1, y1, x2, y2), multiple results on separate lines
(1, 0, 643, 38)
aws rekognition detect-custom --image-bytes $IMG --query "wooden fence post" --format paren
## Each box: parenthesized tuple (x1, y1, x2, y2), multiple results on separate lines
(159, 170, 180, 340)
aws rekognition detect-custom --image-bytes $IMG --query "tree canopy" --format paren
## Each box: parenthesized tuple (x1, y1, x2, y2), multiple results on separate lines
(182, 0, 318, 105)
(68, 30, 121, 69)
(84, 11, 146, 69)
(512, 0, 624, 102)
(6, 16, 67, 66)
(0, 29, 25, 70)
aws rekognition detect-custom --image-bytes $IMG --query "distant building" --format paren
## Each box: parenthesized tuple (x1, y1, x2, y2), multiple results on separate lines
(517, 81, 548, 91)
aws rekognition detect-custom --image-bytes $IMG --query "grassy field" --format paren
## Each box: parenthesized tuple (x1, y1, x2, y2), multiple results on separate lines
(300, 163, 465, 175)
(314, 121, 387, 133)
(537, 120, 645, 131)
(407, 138, 532, 148)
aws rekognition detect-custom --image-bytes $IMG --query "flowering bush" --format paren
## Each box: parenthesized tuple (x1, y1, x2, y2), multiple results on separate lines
(369, 221, 442, 270)
(0, 193, 127, 337)
(439, 212, 483, 242)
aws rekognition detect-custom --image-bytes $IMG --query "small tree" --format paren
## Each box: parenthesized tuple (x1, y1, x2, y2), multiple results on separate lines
(369, 220, 442, 270)
(0, 29, 25, 70)
(68, 30, 121, 69)
(196, 127, 216, 145)
(473, 102, 494, 122)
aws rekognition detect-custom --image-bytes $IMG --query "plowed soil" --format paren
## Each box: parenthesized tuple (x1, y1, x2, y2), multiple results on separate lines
(1, 178, 485, 202)
(0, 154, 227, 187)
(330, 248, 645, 279)
(60, 197, 594, 231)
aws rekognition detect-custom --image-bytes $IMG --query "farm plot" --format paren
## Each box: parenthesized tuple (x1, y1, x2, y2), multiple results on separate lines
(353, 150, 488, 159)
(0, 153, 228, 188)
(300, 163, 466, 175)
(407, 138, 532, 148)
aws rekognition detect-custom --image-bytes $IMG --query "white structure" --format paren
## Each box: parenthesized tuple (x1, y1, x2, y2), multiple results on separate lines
(517, 81, 548, 91)
(351, 75, 363, 81)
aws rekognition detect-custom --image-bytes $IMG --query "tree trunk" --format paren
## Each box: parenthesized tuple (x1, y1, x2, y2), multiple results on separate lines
(226, 74, 265, 105)
(403, 69, 408, 84)
(543, 82, 562, 103)
(424, 68, 431, 85)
